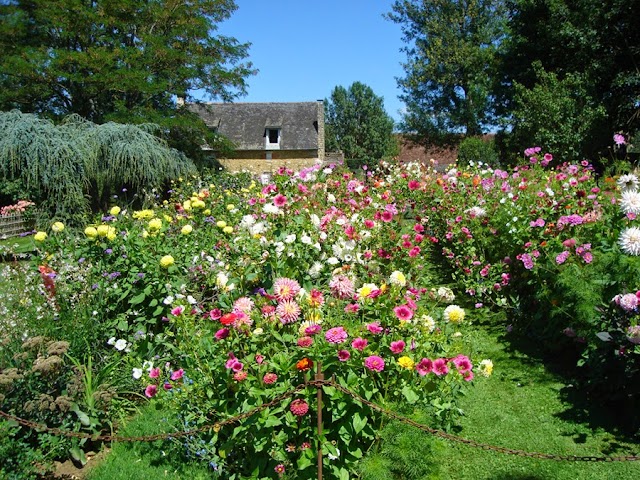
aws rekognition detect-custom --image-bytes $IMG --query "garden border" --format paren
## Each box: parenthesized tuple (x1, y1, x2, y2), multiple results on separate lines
(2, 376, 639, 470)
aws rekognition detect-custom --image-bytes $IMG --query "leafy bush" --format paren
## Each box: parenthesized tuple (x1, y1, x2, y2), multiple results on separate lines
(457, 137, 499, 168)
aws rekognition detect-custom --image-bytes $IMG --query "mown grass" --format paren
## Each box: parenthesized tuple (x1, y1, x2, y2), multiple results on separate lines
(0, 234, 35, 257)
(433, 321, 640, 479)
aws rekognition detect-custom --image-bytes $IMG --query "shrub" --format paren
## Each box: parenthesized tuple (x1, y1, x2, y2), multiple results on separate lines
(457, 136, 499, 168)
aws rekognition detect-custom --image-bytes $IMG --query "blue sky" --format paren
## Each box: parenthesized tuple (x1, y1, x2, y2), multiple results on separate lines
(206, 0, 407, 123)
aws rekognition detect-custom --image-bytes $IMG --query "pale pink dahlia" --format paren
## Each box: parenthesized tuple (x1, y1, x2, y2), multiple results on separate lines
(276, 299, 301, 324)
(233, 296, 254, 314)
(273, 277, 301, 302)
(329, 275, 355, 299)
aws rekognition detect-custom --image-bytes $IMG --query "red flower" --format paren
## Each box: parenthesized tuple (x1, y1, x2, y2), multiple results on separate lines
(220, 312, 237, 326)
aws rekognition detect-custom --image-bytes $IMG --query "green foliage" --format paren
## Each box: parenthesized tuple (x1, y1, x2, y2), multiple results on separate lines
(324, 82, 398, 169)
(457, 137, 499, 167)
(387, 0, 507, 138)
(0, 110, 195, 222)
(0, 420, 48, 480)
(0, 0, 256, 158)
(358, 417, 441, 480)
(500, 63, 606, 164)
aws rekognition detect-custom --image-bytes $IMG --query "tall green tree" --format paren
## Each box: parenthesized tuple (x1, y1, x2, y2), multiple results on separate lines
(0, 0, 255, 163)
(498, 0, 640, 160)
(387, 0, 507, 140)
(324, 82, 398, 168)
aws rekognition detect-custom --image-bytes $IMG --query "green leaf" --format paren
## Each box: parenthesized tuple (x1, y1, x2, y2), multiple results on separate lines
(129, 292, 146, 305)
(69, 446, 87, 466)
(352, 412, 367, 434)
(402, 385, 419, 404)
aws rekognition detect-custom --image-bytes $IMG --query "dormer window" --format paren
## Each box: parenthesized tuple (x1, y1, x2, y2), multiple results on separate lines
(265, 128, 281, 149)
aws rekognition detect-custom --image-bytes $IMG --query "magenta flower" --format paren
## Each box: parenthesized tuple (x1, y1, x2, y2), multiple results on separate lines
(325, 326, 348, 344)
(170, 368, 184, 381)
(364, 355, 385, 372)
(215, 328, 230, 340)
(393, 305, 413, 322)
(273, 194, 287, 207)
(614, 133, 626, 145)
(366, 322, 383, 334)
(389, 340, 406, 354)
(149, 367, 160, 378)
(163, 382, 173, 391)
(433, 358, 449, 376)
(555, 251, 570, 265)
(305, 324, 322, 336)
(171, 306, 184, 316)
(337, 349, 351, 361)
(453, 355, 472, 373)
(145, 384, 158, 398)
(416, 358, 433, 376)
(351, 337, 368, 351)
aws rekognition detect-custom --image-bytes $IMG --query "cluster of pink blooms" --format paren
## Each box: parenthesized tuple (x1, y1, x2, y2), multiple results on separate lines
(556, 239, 593, 265)
(613, 292, 640, 312)
(145, 365, 185, 398)
(0, 200, 34, 216)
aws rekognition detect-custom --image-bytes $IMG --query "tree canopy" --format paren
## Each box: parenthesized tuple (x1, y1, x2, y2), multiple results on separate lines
(0, 110, 195, 222)
(387, 0, 507, 140)
(0, 0, 255, 162)
(324, 82, 398, 168)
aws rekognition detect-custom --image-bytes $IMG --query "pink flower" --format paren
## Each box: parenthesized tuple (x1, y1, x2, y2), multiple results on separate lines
(149, 367, 160, 378)
(329, 275, 355, 299)
(416, 358, 433, 376)
(163, 382, 172, 390)
(364, 355, 385, 372)
(381, 210, 394, 222)
(408, 180, 420, 190)
(556, 251, 570, 265)
(233, 371, 247, 382)
(171, 306, 184, 316)
(290, 399, 309, 416)
(389, 340, 406, 354)
(208, 308, 222, 320)
(366, 322, 383, 334)
(215, 328, 230, 340)
(408, 246, 421, 257)
(256, 354, 264, 364)
(344, 303, 360, 313)
(351, 337, 368, 351)
(273, 194, 287, 207)
(325, 326, 348, 344)
(145, 384, 158, 398)
(305, 324, 322, 336)
(275, 464, 285, 475)
(170, 368, 184, 381)
(453, 355, 472, 373)
(433, 358, 449, 376)
(297, 336, 313, 348)
(273, 277, 301, 302)
(393, 305, 413, 322)
(263, 373, 278, 384)
(276, 299, 301, 324)
(233, 297, 254, 314)
(337, 349, 351, 361)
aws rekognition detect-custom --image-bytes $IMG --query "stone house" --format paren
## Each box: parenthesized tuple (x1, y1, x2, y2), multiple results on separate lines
(189, 101, 325, 175)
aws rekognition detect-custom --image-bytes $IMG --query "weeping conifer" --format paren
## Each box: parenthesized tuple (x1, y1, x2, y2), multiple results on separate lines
(0, 110, 195, 222)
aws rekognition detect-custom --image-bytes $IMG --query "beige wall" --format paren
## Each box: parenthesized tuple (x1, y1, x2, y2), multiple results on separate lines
(217, 149, 320, 174)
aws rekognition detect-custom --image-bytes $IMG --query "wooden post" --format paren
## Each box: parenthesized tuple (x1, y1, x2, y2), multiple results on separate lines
(315, 361, 324, 480)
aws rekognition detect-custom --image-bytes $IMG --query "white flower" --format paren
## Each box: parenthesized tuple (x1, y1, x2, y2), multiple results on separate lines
(263, 203, 281, 215)
(114, 339, 128, 351)
(620, 190, 640, 215)
(617, 174, 639, 192)
(443, 304, 465, 323)
(301, 234, 313, 245)
(421, 315, 436, 332)
(252, 328, 264, 336)
(216, 272, 229, 288)
(132, 368, 143, 380)
(284, 234, 296, 244)
(107, 337, 116, 345)
(466, 206, 486, 218)
(327, 193, 336, 203)
(309, 262, 323, 278)
(327, 257, 340, 265)
(478, 359, 494, 377)
(187, 295, 197, 305)
(437, 287, 455, 302)
(619, 227, 640, 255)
(389, 270, 407, 287)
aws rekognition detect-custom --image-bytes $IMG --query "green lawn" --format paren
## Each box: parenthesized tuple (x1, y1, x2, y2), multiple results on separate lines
(435, 323, 640, 479)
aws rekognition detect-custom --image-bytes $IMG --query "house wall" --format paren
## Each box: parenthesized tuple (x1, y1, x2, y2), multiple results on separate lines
(217, 149, 320, 174)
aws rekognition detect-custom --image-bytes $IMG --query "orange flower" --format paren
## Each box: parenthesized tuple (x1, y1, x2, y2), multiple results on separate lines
(296, 358, 313, 371)
(472, 175, 481, 187)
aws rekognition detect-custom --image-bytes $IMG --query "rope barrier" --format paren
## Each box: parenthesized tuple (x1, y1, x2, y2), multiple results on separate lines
(1, 378, 639, 462)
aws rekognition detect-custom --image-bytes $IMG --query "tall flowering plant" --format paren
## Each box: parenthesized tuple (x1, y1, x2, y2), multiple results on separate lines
(155, 273, 487, 478)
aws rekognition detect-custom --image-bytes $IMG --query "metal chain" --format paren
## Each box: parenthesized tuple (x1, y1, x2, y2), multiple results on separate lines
(1, 378, 639, 462)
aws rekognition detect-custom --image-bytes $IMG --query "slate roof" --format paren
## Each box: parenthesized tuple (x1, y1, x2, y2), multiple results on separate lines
(188, 102, 321, 151)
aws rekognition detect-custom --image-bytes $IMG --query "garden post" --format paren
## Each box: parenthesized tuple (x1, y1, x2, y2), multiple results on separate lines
(315, 361, 324, 480)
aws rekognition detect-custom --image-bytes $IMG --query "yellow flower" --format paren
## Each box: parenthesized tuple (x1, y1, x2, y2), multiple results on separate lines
(132, 209, 155, 220)
(181, 225, 193, 235)
(84, 227, 98, 239)
(389, 270, 406, 287)
(357, 283, 378, 299)
(479, 359, 494, 377)
(163, 214, 172, 222)
(182, 200, 192, 211)
(223, 226, 233, 234)
(203, 209, 211, 215)
(110, 206, 121, 216)
(192, 199, 206, 209)
(443, 305, 465, 323)
(398, 356, 414, 370)
(34, 231, 47, 242)
(96, 225, 110, 237)
(51, 221, 65, 233)
(148, 218, 162, 231)
(216, 220, 227, 228)
(226, 204, 235, 211)
(142, 230, 149, 238)
(160, 255, 175, 268)
(106, 227, 117, 241)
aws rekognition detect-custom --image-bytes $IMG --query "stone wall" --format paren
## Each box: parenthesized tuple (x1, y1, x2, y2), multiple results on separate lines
(218, 149, 320, 174)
